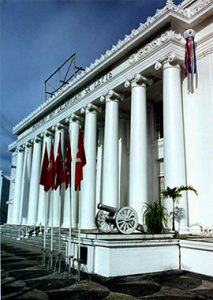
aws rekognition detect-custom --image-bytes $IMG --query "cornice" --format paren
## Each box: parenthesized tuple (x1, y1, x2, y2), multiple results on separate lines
(12, 31, 186, 147)
(8, 141, 17, 152)
(13, 0, 212, 135)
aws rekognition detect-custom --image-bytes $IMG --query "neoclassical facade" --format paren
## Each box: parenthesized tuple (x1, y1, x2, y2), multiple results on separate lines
(7, 0, 213, 236)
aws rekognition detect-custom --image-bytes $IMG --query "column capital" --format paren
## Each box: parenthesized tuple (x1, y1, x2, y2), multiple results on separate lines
(70, 114, 82, 124)
(34, 136, 43, 143)
(124, 74, 152, 89)
(106, 90, 124, 102)
(51, 122, 66, 131)
(81, 103, 102, 114)
(44, 130, 54, 137)
(100, 95, 106, 103)
(56, 122, 66, 130)
(16, 145, 24, 152)
(66, 113, 82, 124)
(26, 140, 33, 148)
(154, 52, 180, 71)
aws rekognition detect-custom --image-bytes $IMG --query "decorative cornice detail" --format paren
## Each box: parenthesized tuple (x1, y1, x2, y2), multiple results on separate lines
(12, 0, 212, 134)
(129, 31, 182, 65)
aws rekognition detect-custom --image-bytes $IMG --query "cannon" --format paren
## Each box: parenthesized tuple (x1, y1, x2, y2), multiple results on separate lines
(95, 203, 144, 235)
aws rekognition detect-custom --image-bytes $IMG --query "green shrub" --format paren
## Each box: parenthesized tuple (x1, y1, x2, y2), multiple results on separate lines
(143, 201, 168, 234)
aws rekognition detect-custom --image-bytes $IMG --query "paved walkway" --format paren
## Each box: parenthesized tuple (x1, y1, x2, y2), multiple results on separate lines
(1, 238, 213, 299)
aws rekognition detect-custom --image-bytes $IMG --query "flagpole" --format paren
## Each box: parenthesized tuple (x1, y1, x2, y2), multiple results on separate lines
(44, 195, 46, 250)
(75, 127, 86, 282)
(43, 191, 47, 267)
(58, 187, 62, 273)
(50, 191, 54, 269)
(59, 188, 61, 254)
(77, 184, 81, 282)
(63, 132, 72, 274)
(68, 186, 72, 273)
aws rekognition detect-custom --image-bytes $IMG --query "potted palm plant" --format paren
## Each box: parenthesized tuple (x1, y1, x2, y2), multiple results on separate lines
(143, 201, 168, 234)
(161, 185, 198, 232)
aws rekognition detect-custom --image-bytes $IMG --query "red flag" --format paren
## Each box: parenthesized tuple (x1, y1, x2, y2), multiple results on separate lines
(75, 128, 86, 191)
(64, 134, 72, 189)
(45, 141, 55, 192)
(40, 143, 49, 188)
(54, 134, 65, 190)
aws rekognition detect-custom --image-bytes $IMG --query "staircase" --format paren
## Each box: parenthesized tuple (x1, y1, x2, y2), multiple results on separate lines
(1, 224, 69, 256)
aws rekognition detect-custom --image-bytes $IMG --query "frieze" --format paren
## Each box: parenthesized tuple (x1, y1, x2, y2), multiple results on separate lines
(129, 31, 182, 65)
(188, 0, 212, 17)
(13, 0, 211, 134)
(19, 71, 111, 134)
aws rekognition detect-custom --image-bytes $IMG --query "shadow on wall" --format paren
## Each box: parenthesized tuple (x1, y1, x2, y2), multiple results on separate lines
(171, 207, 185, 232)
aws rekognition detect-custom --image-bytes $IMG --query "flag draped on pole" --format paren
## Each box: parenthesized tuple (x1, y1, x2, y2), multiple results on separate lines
(45, 141, 55, 192)
(54, 134, 65, 190)
(75, 128, 86, 191)
(40, 143, 49, 191)
(184, 29, 197, 93)
(64, 134, 72, 189)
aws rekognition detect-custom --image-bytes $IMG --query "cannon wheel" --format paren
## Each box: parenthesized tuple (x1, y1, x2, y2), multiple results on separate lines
(115, 207, 138, 234)
(95, 210, 114, 233)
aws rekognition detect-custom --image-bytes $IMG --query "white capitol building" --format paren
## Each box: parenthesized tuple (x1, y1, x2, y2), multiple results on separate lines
(6, 0, 213, 277)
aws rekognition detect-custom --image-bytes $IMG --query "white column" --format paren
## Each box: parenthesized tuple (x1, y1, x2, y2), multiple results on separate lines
(80, 104, 98, 229)
(11, 146, 24, 224)
(69, 115, 80, 228)
(102, 90, 121, 207)
(118, 115, 129, 207)
(162, 60, 187, 230)
(127, 74, 151, 219)
(62, 155, 70, 228)
(19, 142, 33, 225)
(62, 125, 71, 228)
(7, 151, 17, 224)
(27, 136, 42, 226)
(37, 131, 52, 226)
(96, 123, 104, 210)
(52, 123, 65, 227)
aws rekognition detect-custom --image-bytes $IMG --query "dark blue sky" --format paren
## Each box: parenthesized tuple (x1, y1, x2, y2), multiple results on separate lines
(0, 0, 182, 174)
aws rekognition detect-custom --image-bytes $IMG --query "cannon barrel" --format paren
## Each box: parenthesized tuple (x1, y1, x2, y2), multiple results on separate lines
(97, 203, 119, 214)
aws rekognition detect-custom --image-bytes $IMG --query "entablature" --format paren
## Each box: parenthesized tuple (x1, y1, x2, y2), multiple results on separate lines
(12, 31, 186, 149)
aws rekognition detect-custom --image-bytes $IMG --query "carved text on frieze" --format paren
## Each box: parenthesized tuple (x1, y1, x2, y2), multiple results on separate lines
(32, 71, 112, 130)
